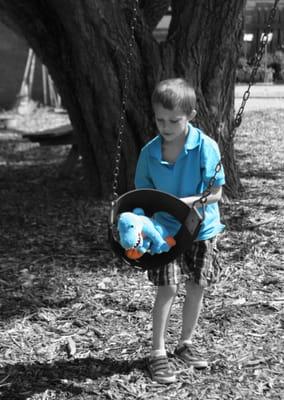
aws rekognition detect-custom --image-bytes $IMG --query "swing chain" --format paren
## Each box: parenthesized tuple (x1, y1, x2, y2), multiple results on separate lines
(112, 1, 139, 200)
(194, 161, 222, 206)
(196, 0, 280, 207)
(234, 0, 280, 128)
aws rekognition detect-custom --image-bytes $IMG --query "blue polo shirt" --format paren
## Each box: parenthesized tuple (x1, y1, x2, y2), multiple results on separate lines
(134, 124, 225, 240)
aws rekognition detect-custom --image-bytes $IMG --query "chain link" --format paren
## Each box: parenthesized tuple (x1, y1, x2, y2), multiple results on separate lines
(197, 0, 280, 206)
(234, 0, 280, 129)
(193, 161, 222, 207)
(112, 1, 139, 200)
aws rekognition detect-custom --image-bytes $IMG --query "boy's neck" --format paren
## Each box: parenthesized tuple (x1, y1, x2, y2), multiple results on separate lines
(162, 133, 187, 163)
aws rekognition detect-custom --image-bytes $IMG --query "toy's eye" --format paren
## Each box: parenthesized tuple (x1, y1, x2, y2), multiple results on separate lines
(130, 224, 134, 228)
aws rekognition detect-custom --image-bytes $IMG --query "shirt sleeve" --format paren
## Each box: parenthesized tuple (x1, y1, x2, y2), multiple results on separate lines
(134, 148, 155, 189)
(200, 137, 225, 187)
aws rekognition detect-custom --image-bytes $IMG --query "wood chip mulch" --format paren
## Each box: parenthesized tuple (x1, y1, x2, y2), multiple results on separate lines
(0, 109, 283, 400)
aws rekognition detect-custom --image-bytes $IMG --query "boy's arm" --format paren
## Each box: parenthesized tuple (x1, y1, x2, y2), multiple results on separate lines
(180, 186, 222, 208)
(180, 135, 225, 208)
(134, 149, 154, 189)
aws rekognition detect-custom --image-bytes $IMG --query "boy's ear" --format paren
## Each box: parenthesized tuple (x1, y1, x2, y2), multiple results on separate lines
(188, 109, 197, 121)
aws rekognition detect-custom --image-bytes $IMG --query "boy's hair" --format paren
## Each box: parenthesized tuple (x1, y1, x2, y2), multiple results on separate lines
(151, 78, 196, 116)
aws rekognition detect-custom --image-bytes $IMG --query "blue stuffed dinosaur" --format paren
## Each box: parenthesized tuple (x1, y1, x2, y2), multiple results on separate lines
(117, 208, 176, 260)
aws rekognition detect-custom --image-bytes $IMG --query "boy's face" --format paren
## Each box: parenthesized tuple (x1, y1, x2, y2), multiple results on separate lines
(153, 104, 194, 143)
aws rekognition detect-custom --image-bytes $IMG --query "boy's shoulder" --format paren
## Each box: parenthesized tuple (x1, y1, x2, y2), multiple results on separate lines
(195, 127, 220, 153)
(186, 125, 219, 151)
(194, 126, 216, 143)
(140, 135, 161, 153)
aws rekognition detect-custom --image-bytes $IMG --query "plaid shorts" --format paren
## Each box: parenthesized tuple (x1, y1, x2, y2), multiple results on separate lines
(147, 237, 222, 287)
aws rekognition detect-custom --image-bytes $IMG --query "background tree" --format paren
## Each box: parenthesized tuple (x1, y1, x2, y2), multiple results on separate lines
(0, 0, 245, 198)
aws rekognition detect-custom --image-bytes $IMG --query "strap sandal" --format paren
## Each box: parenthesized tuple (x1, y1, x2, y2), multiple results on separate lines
(174, 343, 208, 369)
(146, 355, 176, 384)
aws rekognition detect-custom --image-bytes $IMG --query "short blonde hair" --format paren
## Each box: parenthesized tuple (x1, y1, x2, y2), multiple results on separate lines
(151, 78, 196, 116)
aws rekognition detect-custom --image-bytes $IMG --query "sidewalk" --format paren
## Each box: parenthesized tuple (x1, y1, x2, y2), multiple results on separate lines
(235, 84, 284, 98)
(235, 84, 284, 111)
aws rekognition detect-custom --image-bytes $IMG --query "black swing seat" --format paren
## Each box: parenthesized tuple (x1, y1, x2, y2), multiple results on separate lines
(108, 189, 203, 268)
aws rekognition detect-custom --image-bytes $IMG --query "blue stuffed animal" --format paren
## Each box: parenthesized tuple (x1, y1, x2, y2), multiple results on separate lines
(117, 208, 176, 260)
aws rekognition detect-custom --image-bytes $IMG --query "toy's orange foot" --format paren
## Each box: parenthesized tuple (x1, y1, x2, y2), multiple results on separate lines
(166, 236, 176, 247)
(125, 248, 144, 260)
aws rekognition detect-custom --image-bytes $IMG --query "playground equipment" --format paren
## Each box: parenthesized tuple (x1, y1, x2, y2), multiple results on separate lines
(16, 48, 63, 114)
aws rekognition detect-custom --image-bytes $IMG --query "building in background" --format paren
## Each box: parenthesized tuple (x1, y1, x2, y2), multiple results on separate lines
(244, 0, 284, 57)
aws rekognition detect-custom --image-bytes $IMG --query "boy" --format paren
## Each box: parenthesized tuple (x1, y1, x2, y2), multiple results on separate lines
(134, 78, 225, 384)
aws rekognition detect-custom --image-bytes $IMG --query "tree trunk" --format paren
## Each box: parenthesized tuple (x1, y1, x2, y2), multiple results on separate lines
(165, 0, 246, 196)
(0, 0, 244, 198)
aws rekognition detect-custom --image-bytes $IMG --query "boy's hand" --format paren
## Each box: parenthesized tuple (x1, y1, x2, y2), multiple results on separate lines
(180, 186, 222, 208)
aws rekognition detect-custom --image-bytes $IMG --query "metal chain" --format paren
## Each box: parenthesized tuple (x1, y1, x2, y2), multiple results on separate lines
(196, 162, 223, 206)
(234, 0, 280, 129)
(112, 1, 139, 200)
(196, 0, 280, 206)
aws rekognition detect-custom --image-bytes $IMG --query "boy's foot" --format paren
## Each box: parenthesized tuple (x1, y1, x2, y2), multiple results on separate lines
(146, 355, 176, 384)
(174, 343, 208, 369)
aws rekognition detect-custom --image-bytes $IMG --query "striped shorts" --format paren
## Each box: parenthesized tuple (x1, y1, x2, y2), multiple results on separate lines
(147, 237, 222, 287)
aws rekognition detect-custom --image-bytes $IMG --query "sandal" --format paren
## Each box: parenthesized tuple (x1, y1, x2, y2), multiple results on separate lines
(146, 355, 176, 384)
(174, 343, 208, 369)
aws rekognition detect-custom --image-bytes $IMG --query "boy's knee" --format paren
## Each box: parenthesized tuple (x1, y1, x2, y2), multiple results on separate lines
(185, 280, 204, 294)
(158, 284, 178, 298)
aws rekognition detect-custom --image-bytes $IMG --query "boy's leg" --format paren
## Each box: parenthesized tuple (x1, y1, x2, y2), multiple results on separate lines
(180, 280, 204, 343)
(175, 280, 208, 368)
(175, 238, 220, 368)
(146, 262, 181, 384)
(152, 284, 178, 352)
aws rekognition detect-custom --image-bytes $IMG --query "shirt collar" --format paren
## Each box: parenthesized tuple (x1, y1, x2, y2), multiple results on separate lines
(184, 123, 201, 151)
(149, 123, 201, 160)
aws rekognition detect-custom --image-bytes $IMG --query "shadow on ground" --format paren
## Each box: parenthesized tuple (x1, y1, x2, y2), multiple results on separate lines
(0, 144, 113, 320)
(1, 356, 146, 399)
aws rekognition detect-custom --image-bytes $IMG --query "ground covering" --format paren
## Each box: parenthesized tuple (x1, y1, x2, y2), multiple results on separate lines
(0, 109, 283, 400)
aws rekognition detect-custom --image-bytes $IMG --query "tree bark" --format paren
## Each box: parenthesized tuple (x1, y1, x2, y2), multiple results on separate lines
(166, 0, 246, 196)
(0, 0, 244, 198)
(140, 0, 171, 31)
